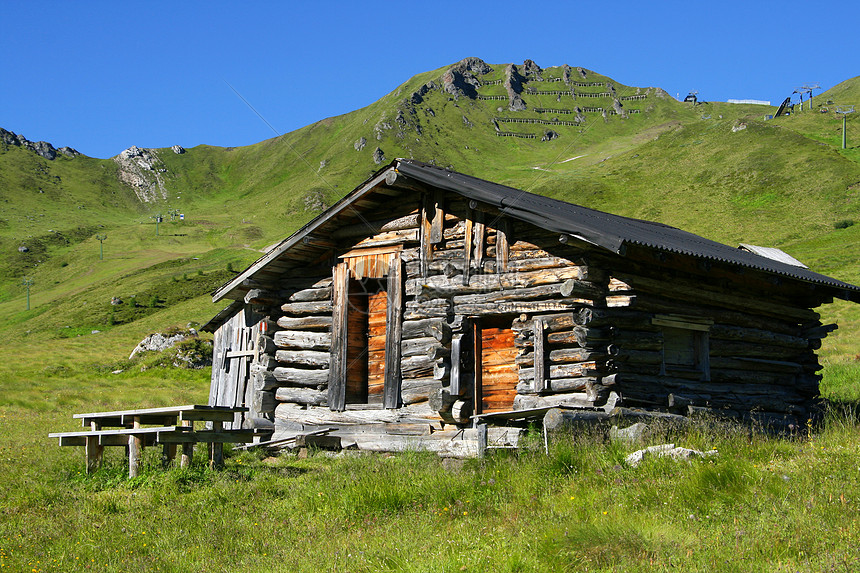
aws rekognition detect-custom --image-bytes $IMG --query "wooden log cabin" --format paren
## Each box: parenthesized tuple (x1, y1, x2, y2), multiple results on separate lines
(202, 159, 860, 454)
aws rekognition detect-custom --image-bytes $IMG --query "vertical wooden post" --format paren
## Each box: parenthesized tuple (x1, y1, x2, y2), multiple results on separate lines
(209, 420, 223, 469)
(429, 191, 445, 244)
(473, 212, 485, 270)
(449, 334, 462, 396)
(420, 194, 433, 278)
(85, 421, 103, 474)
(496, 219, 510, 272)
(463, 215, 474, 286)
(533, 317, 547, 393)
(128, 416, 142, 479)
(328, 262, 350, 411)
(162, 443, 177, 469)
(477, 423, 488, 458)
(180, 420, 193, 469)
(473, 322, 483, 417)
(383, 256, 404, 409)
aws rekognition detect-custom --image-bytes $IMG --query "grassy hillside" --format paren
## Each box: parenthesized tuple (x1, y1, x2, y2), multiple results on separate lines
(4, 60, 860, 367)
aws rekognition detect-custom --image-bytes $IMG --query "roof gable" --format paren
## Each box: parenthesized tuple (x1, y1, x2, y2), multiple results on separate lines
(212, 159, 860, 303)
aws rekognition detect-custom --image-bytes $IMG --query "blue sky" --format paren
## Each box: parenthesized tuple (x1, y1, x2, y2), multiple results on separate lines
(2, 1, 857, 159)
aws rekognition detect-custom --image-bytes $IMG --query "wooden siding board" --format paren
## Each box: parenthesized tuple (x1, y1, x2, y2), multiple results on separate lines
(384, 257, 404, 408)
(328, 263, 350, 411)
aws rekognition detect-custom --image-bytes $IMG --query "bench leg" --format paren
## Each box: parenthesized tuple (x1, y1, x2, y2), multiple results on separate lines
(181, 443, 194, 468)
(179, 419, 193, 468)
(85, 435, 103, 474)
(128, 416, 142, 478)
(86, 421, 103, 474)
(209, 420, 224, 469)
(162, 443, 177, 468)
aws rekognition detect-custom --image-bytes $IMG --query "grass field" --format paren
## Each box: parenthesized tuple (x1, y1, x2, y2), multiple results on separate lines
(2, 362, 860, 572)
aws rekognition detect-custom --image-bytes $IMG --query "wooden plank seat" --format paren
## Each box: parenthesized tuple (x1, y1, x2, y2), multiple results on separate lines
(51, 404, 252, 478)
(73, 404, 242, 427)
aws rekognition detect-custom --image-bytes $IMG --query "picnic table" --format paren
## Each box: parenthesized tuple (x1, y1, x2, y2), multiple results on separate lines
(49, 405, 256, 477)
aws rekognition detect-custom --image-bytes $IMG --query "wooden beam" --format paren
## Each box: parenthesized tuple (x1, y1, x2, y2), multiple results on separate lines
(496, 218, 510, 272)
(328, 262, 350, 411)
(473, 211, 485, 269)
(430, 191, 445, 245)
(450, 334, 462, 396)
(533, 318, 547, 393)
(473, 322, 483, 417)
(420, 194, 434, 277)
(384, 256, 404, 409)
(463, 214, 474, 286)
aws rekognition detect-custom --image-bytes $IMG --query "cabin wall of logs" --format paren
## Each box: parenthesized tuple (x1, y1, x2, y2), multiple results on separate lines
(209, 181, 837, 445)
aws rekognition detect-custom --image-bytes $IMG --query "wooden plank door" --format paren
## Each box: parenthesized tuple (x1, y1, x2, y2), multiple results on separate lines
(366, 290, 388, 405)
(345, 289, 368, 404)
(344, 282, 388, 405)
(478, 324, 518, 414)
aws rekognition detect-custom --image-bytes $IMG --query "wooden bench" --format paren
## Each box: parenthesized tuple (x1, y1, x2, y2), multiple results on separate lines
(50, 405, 254, 477)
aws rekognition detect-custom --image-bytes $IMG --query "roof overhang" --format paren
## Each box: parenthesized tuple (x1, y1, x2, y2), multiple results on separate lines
(211, 158, 860, 305)
(212, 165, 397, 302)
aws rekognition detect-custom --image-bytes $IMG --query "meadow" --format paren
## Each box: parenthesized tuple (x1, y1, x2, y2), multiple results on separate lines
(2, 331, 859, 572)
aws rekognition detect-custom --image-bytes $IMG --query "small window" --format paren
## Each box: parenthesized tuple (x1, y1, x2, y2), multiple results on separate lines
(653, 315, 711, 381)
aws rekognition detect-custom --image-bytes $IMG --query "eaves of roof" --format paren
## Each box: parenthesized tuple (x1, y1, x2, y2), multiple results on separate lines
(212, 158, 860, 304)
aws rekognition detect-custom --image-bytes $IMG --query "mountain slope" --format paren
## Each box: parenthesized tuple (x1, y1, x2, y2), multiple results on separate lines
(1, 58, 860, 363)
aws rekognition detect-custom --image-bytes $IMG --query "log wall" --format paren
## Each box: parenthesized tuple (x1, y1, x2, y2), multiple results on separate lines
(211, 183, 837, 446)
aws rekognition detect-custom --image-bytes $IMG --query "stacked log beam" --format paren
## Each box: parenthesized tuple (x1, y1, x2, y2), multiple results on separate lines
(600, 266, 833, 420)
(262, 276, 335, 414)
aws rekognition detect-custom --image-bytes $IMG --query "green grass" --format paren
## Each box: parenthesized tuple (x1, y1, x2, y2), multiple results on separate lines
(3, 379, 860, 572)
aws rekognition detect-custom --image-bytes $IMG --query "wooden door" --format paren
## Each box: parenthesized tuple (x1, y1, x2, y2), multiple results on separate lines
(366, 290, 388, 404)
(477, 323, 518, 414)
(344, 280, 387, 405)
(345, 290, 368, 403)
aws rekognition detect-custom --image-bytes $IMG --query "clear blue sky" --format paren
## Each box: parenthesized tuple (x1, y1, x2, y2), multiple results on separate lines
(2, 0, 857, 159)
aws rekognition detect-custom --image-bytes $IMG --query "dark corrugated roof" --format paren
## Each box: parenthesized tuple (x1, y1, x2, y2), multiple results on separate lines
(395, 158, 860, 296)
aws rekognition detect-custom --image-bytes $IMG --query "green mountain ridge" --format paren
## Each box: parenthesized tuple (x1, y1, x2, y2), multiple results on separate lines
(2, 58, 859, 363)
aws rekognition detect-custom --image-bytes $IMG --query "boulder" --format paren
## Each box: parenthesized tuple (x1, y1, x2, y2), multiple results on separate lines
(625, 443, 718, 467)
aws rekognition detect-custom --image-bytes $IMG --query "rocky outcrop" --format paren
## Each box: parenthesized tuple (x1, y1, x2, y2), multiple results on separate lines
(171, 145, 185, 154)
(522, 59, 543, 80)
(541, 129, 559, 142)
(612, 99, 627, 118)
(442, 57, 492, 100)
(372, 147, 385, 164)
(504, 64, 527, 112)
(562, 64, 572, 84)
(129, 328, 212, 369)
(112, 145, 170, 203)
(354, 136, 367, 151)
(374, 118, 392, 140)
(408, 81, 437, 105)
(0, 127, 79, 160)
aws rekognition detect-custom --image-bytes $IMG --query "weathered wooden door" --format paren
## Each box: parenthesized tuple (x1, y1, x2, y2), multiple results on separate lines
(208, 306, 260, 428)
(330, 255, 403, 411)
(345, 281, 387, 405)
(476, 320, 518, 414)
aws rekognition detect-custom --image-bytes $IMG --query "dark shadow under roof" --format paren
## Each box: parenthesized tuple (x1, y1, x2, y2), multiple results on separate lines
(395, 159, 860, 297)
